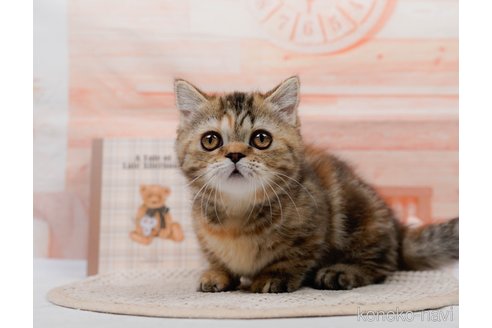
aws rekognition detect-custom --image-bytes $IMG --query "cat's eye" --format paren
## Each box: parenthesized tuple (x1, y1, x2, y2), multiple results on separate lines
(201, 131, 222, 151)
(250, 130, 272, 150)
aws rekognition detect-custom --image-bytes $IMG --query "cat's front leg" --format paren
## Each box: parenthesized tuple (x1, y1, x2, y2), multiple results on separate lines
(248, 259, 314, 293)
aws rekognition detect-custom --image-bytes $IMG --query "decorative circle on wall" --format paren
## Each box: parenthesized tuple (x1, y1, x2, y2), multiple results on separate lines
(250, 0, 394, 54)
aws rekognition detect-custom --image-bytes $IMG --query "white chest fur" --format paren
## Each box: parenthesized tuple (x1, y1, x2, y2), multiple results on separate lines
(201, 233, 275, 277)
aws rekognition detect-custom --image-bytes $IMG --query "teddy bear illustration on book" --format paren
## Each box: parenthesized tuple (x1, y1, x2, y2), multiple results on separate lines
(129, 184, 184, 245)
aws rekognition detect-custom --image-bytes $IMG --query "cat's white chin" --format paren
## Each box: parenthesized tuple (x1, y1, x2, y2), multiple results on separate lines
(219, 175, 255, 197)
(211, 163, 260, 200)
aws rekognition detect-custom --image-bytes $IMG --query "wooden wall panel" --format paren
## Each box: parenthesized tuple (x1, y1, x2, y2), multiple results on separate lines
(70, 38, 457, 95)
(333, 150, 458, 220)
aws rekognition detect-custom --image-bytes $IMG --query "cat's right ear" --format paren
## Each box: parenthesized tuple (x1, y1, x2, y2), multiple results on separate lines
(264, 76, 300, 125)
(174, 79, 208, 124)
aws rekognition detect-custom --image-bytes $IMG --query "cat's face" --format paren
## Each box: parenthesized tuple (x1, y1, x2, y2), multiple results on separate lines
(175, 77, 303, 206)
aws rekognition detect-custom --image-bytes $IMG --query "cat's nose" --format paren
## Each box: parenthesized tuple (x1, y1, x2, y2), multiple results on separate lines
(225, 152, 246, 163)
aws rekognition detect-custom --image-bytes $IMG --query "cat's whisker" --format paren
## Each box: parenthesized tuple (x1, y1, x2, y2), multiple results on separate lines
(261, 176, 301, 238)
(205, 171, 224, 224)
(271, 170, 319, 209)
(194, 170, 222, 220)
(218, 176, 226, 209)
(264, 176, 284, 223)
(267, 172, 293, 193)
(204, 180, 214, 220)
(190, 165, 223, 205)
(192, 158, 216, 166)
(191, 173, 214, 206)
(199, 180, 211, 217)
(189, 162, 227, 186)
(258, 175, 274, 222)
(186, 169, 212, 187)
(243, 175, 257, 228)
(195, 184, 208, 214)
(268, 178, 302, 222)
(252, 167, 294, 220)
(213, 175, 222, 225)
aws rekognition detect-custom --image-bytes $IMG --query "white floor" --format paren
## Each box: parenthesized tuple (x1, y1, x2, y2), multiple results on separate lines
(34, 259, 458, 328)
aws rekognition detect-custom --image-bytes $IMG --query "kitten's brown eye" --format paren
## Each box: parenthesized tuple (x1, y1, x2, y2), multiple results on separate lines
(201, 131, 222, 151)
(250, 130, 272, 150)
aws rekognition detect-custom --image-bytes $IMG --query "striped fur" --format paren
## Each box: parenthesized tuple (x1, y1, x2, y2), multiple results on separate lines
(174, 77, 459, 293)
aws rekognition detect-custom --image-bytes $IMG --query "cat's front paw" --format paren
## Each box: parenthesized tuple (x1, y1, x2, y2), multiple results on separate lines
(199, 269, 235, 292)
(249, 272, 301, 293)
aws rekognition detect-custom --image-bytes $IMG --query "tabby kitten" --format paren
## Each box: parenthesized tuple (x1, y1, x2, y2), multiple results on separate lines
(174, 76, 459, 293)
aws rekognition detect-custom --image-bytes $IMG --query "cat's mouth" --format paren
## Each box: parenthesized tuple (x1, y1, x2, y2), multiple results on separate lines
(229, 168, 243, 178)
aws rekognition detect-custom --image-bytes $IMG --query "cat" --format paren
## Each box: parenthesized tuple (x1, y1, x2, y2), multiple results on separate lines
(174, 76, 459, 293)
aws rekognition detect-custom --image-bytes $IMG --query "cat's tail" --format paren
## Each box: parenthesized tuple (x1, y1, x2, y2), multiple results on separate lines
(399, 217, 459, 270)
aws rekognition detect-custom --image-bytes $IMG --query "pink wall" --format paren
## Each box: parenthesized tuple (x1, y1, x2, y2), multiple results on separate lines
(34, 0, 458, 259)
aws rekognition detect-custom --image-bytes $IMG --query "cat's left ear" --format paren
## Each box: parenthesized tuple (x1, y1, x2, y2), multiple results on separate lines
(174, 79, 209, 124)
(265, 76, 300, 125)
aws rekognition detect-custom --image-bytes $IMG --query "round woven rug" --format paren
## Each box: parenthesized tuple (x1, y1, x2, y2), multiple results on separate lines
(48, 269, 458, 319)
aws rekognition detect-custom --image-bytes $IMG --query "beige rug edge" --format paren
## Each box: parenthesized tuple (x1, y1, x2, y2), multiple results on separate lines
(47, 272, 459, 319)
(48, 289, 458, 319)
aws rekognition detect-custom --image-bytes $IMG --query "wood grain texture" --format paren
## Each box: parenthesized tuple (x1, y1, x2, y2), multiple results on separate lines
(39, 0, 460, 258)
